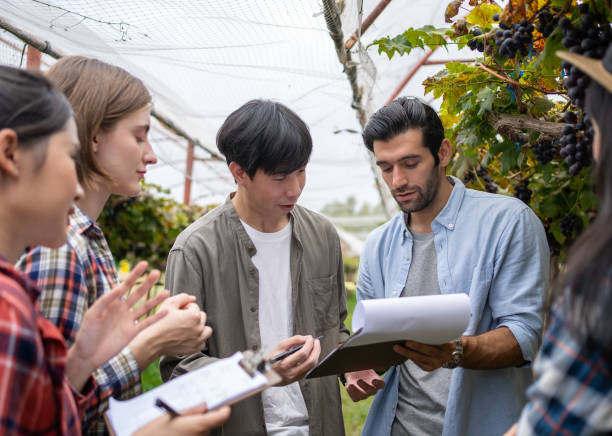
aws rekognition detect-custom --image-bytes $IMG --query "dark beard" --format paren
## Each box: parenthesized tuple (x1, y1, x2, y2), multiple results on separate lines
(393, 170, 440, 214)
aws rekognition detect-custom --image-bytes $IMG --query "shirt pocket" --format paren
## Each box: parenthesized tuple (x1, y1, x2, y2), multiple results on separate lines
(306, 273, 339, 332)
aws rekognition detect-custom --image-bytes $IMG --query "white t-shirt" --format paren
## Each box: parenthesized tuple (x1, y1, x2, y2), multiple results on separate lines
(241, 219, 309, 436)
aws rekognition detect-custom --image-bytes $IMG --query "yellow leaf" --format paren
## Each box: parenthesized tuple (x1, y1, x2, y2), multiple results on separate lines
(466, 4, 502, 27)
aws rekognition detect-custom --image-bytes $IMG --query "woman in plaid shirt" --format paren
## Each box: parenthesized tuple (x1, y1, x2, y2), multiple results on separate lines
(18, 57, 215, 435)
(506, 46, 612, 436)
(0, 65, 229, 435)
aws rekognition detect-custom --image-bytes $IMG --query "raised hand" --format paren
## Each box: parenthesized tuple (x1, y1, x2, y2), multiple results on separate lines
(66, 261, 169, 390)
(131, 293, 212, 365)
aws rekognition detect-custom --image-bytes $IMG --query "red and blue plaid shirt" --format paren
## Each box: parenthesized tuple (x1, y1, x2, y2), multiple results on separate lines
(0, 256, 96, 435)
(517, 310, 612, 435)
(18, 207, 141, 435)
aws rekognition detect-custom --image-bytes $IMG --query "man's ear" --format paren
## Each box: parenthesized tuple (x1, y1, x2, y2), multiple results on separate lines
(228, 161, 249, 185)
(0, 128, 21, 178)
(438, 138, 453, 168)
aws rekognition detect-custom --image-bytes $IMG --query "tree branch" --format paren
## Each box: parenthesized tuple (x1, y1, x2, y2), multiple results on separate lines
(487, 113, 565, 139)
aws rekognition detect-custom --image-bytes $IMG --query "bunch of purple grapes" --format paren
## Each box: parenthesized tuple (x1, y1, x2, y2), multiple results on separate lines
(514, 182, 532, 204)
(560, 213, 581, 239)
(476, 168, 498, 193)
(559, 112, 593, 175)
(537, 9, 557, 38)
(494, 18, 534, 58)
(533, 138, 556, 165)
(559, 3, 610, 175)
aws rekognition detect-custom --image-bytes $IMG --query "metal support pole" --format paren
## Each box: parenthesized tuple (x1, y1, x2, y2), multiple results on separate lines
(345, 0, 394, 50)
(26, 45, 41, 69)
(184, 141, 195, 205)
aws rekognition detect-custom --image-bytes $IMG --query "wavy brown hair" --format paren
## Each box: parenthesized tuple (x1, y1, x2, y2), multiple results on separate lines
(46, 56, 151, 189)
(559, 80, 612, 359)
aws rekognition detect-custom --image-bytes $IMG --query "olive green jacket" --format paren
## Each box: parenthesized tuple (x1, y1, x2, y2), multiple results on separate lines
(160, 196, 349, 436)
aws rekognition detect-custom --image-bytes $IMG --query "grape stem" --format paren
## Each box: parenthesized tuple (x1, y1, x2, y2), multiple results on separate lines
(477, 62, 559, 94)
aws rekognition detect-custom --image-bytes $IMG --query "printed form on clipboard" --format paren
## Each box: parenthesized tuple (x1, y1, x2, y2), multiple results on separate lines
(105, 351, 281, 436)
(307, 293, 471, 378)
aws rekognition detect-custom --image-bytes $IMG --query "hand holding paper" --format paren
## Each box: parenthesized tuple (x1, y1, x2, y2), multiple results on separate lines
(307, 293, 471, 378)
(393, 340, 456, 371)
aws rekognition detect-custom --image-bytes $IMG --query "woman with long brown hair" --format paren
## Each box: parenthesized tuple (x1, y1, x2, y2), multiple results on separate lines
(18, 57, 215, 435)
(508, 44, 612, 435)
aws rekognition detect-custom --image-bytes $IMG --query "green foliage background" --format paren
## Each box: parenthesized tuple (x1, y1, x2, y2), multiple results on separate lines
(98, 183, 214, 270)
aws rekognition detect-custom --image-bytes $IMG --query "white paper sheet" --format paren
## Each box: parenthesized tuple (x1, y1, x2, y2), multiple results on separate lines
(106, 352, 268, 436)
(348, 294, 471, 347)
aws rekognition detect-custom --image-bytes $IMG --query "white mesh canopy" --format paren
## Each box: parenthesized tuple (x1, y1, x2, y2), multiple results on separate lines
(0, 0, 471, 215)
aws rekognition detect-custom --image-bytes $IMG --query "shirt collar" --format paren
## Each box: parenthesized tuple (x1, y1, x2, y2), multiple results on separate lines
(0, 256, 41, 302)
(224, 193, 302, 256)
(70, 206, 104, 238)
(432, 176, 465, 232)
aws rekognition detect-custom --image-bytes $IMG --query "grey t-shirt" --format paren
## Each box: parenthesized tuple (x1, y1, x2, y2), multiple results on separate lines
(391, 228, 452, 436)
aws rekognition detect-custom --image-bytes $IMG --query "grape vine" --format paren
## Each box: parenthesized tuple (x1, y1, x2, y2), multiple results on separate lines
(372, 0, 611, 258)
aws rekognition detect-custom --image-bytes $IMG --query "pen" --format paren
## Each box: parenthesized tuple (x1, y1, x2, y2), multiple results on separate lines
(268, 336, 324, 363)
(155, 398, 181, 418)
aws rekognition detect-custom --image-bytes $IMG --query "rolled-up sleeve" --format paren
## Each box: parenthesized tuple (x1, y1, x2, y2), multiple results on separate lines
(490, 207, 549, 363)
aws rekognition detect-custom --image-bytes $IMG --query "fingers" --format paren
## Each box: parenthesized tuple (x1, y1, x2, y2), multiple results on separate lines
(278, 336, 313, 368)
(356, 379, 381, 397)
(371, 378, 385, 389)
(189, 406, 231, 432)
(179, 401, 208, 415)
(118, 261, 149, 298)
(124, 269, 160, 308)
(163, 292, 197, 310)
(132, 308, 168, 333)
(346, 383, 368, 402)
(345, 369, 384, 402)
(200, 326, 213, 342)
(393, 344, 438, 371)
(131, 290, 170, 320)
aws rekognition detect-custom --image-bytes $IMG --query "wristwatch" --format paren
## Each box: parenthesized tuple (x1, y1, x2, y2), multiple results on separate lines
(442, 338, 463, 369)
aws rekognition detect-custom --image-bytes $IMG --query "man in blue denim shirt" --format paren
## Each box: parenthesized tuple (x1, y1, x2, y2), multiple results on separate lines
(344, 98, 549, 436)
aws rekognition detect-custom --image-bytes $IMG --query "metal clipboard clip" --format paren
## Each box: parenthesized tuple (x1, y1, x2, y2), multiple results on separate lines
(238, 348, 270, 377)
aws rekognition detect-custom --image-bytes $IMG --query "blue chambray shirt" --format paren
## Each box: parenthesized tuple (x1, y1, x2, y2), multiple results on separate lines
(358, 177, 549, 436)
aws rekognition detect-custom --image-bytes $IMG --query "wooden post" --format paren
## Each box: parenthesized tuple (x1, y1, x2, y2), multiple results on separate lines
(184, 141, 195, 205)
(26, 45, 41, 69)
(345, 0, 394, 50)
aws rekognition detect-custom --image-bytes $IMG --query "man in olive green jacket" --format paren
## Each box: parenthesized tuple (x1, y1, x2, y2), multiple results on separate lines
(160, 100, 349, 436)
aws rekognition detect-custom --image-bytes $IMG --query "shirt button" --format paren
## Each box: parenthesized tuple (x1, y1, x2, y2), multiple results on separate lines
(252, 344, 259, 351)
(250, 307, 256, 312)
(392, 290, 398, 296)
(404, 230, 409, 238)
(448, 223, 454, 229)
(404, 255, 409, 260)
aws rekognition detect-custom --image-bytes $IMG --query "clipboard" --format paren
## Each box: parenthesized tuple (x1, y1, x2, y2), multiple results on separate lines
(105, 350, 281, 436)
(307, 294, 471, 379)
(307, 333, 407, 378)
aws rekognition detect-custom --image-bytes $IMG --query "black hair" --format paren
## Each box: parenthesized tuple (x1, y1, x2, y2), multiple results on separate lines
(362, 97, 445, 165)
(0, 65, 72, 163)
(558, 80, 612, 359)
(216, 99, 312, 178)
